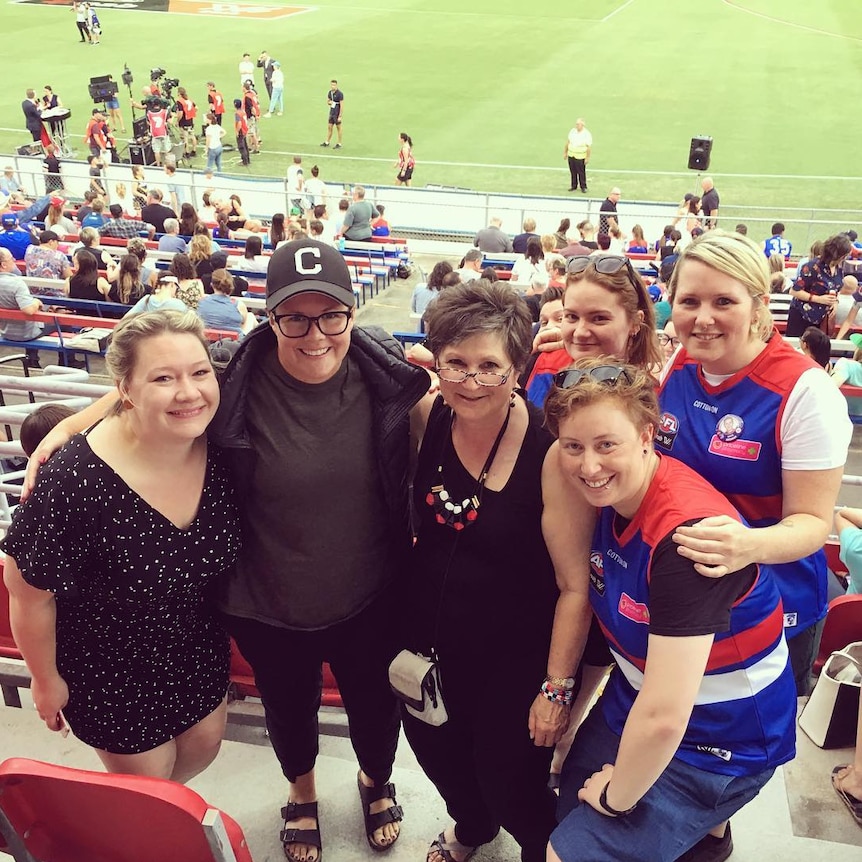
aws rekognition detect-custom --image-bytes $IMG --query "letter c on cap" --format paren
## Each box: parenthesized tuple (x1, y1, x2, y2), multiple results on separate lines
(295, 246, 322, 275)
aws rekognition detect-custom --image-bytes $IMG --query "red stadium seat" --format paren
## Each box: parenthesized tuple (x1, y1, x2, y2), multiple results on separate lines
(812, 594, 862, 676)
(0, 757, 253, 862)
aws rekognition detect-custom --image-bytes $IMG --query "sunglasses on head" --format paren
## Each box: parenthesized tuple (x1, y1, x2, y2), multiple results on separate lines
(566, 254, 634, 277)
(553, 364, 632, 390)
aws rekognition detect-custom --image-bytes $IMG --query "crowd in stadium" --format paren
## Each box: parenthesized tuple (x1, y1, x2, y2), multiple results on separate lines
(0, 147, 861, 862)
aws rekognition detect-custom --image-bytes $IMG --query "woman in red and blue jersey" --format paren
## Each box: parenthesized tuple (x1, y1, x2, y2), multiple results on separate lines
(543, 359, 797, 862)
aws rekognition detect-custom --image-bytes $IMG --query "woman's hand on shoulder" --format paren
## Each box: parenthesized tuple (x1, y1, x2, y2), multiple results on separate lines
(528, 693, 571, 747)
(672, 515, 758, 577)
(31, 673, 69, 732)
(21, 425, 74, 501)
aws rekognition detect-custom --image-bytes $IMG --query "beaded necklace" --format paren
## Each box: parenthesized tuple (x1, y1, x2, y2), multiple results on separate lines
(426, 403, 512, 531)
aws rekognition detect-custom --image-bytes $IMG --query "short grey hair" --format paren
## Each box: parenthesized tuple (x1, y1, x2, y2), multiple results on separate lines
(163, 218, 179, 234)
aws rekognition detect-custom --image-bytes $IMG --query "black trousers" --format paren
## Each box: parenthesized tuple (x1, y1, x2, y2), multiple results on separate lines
(224, 591, 401, 784)
(76, 21, 90, 41)
(402, 657, 556, 862)
(568, 156, 587, 191)
(236, 133, 250, 165)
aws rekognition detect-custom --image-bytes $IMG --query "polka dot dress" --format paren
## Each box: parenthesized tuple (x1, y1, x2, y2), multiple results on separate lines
(2, 436, 241, 754)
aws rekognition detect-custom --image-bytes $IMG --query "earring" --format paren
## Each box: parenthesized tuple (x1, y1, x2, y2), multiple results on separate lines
(509, 390, 516, 408)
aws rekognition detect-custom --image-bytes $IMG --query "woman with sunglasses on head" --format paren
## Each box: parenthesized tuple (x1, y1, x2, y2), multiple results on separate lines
(543, 358, 797, 862)
(404, 279, 561, 862)
(530, 255, 663, 791)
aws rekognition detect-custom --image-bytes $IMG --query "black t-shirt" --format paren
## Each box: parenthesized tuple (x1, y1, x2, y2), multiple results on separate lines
(328, 88, 344, 118)
(613, 514, 757, 636)
(702, 187, 719, 215)
(141, 202, 176, 234)
(598, 199, 618, 234)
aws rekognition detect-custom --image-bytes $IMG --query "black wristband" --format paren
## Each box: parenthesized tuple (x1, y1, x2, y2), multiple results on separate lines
(598, 781, 637, 817)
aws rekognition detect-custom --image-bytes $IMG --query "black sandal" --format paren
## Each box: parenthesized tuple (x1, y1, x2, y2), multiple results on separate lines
(279, 800, 322, 862)
(357, 771, 403, 852)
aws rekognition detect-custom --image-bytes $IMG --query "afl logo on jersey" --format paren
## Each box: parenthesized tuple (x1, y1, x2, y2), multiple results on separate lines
(655, 411, 679, 451)
(715, 414, 744, 442)
(589, 550, 605, 595)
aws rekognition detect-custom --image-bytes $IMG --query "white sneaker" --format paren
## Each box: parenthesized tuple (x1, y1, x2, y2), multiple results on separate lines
(262, 113, 272, 118)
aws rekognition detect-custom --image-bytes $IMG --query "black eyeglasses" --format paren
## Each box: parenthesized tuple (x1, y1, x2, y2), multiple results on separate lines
(657, 333, 680, 348)
(271, 310, 352, 338)
(553, 364, 632, 389)
(434, 366, 513, 387)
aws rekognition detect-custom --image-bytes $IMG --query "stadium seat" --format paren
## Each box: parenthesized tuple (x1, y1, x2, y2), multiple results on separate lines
(812, 593, 862, 676)
(0, 757, 253, 862)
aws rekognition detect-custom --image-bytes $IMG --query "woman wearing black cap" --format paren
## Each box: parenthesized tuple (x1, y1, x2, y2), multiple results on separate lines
(24, 238, 430, 862)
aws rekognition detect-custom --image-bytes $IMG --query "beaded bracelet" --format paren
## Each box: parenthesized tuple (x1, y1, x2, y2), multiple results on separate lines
(540, 680, 574, 707)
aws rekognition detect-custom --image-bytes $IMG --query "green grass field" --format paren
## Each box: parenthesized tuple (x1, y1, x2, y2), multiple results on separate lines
(3, 0, 862, 220)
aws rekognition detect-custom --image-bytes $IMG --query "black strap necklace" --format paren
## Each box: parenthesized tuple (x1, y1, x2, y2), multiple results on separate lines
(426, 402, 512, 531)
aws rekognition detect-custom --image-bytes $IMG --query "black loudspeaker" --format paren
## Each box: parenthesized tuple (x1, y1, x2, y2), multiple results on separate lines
(688, 136, 713, 171)
(132, 116, 149, 140)
(128, 143, 155, 166)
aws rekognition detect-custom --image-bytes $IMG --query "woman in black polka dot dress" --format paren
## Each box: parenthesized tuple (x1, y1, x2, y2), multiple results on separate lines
(2, 310, 240, 782)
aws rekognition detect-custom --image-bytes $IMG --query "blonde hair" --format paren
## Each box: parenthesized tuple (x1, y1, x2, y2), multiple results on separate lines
(544, 358, 659, 439)
(106, 310, 210, 415)
(669, 230, 773, 341)
(541, 234, 557, 254)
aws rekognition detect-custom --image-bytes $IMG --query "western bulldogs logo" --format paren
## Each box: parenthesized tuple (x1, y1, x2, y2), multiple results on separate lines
(589, 550, 605, 595)
(655, 411, 679, 451)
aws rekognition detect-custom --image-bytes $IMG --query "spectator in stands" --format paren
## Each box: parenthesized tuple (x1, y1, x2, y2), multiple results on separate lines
(547, 255, 567, 287)
(657, 322, 679, 362)
(2, 309, 238, 782)
(558, 234, 591, 259)
(701, 176, 720, 228)
(511, 237, 547, 288)
(764, 222, 792, 259)
(627, 224, 649, 254)
(199, 190, 218, 224)
(188, 234, 218, 293)
(0, 213, 36, 261)
(72, 226, 116, 272)
(24, 230, 71, 285)
(830, 334, 862, 388)
(577, 220, 597, 250)
(553, 219, 571, 250)
(110, 253, 147, 305)
(163, 163, 187, 214)
(735, 223, 748, 235)
(0, 247, 49, 368)
(607, 224, 625, 255)
(768, 252, 792, 293)
(233, 235, 269, 274)
(474, 216, 513, 253)
(130, 166, 148, 214)
(125, 274, 187, 316)
(788, 233, 855, 337)
(287, 156, 305, 216)
(304, 166, 327, 214)
(225, 195, 248, 232)
(67, 249, 112, 302)
(81, 198, 108, 230)
(543, 358, 797, 862)
(169, 253, 204, 310)
(411, 260, 453, 321)
(340, 186, 379, 241)
(158, 219, 189, 254)
(197, 269, 249, 337)
(404, 279, 559, 862)
(0, 166, 26, 203)
(673, 193, 702, 238)
(178, 203, 202, 238)
(120, 237, 158, 290)
(598, 187, 621, 234)
(19, 404, 76, 458)
(594, 233, 611, 253)
(44, 197, 76, 237)
(100, 203, 151, 241)
(522, 286, 571, 408)
(371, 205, 390, 237)
(513, 218, 539, 255)
(75, 191, 98, 225)
(800, 326, 832, 371)
(456, 248, 483, 282)
(141, 189, 177, 235)
(663, 230, 850, 706)
(833, 505, 862, 595)
(481, 266, 500, 282)
(270, 213, 287, 248)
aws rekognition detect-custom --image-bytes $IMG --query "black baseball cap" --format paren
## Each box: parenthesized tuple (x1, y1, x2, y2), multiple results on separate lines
(266, 239, 355, 311)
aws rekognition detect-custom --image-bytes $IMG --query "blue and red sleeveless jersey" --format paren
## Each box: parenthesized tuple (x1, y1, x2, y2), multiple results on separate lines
(591, 455, 796, 776)
(655, 335, 827, 637)
(525, 348, 572, 409)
